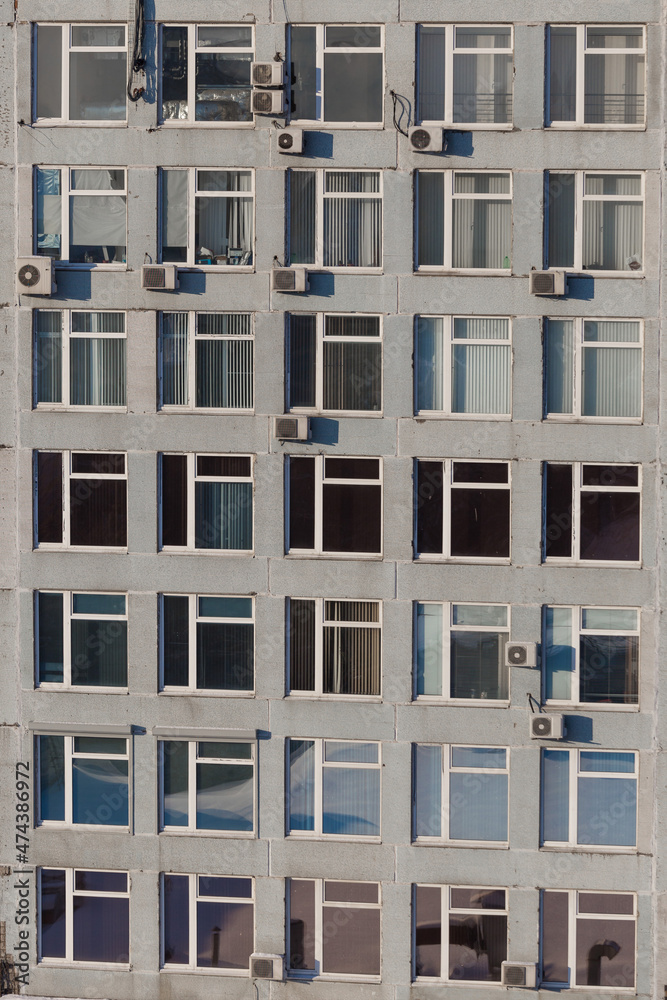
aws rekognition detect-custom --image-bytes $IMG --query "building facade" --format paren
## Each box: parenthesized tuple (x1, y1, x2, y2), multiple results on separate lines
(0, 0, 665, 998)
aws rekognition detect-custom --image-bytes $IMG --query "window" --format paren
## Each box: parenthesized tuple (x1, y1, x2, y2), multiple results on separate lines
(542, 749, 637, 849)
(287, 599, 381, 696)
(287, 739, 381, 838)
(35, 167, 127, 265)
(288, 879, 381, 978)
(34, 310, 126, 409)
(36, 734, 129, 828)
(414, 885, 508, 982)
(160, 168, 254, 267)
(35, 452, 127, 549)
(159, 312, 253, 410)
(415, 460, 511, 560)
(414, 744, 509, 845)
(159, 453, 253, 552)
(289, 25, 384, 125)
(162, 874, 254, 971)
(159, 739, 255, 834)
(34, 24, 127, 123)
(416, 171, 512, 271)
(159, 594, 254, 693)
(35, 591, 127, 688)
(287, 456, 382, 556)
(288, 170, 382, 269)
(541, 890, 636, 988)
(544, 606, 639, 706)
(548, 26, 645, 127)
(543, 463, 641, 563)
(39, 868, 129, 964)
(545, 318, 642, 420)
(415, 316, 511, 416)
(287, 313, 382, 413)
(415, 603, 509, 702)
(160, 24, 253, 124)
(417, 25, 513, 126)
(547, 171, 644, 272)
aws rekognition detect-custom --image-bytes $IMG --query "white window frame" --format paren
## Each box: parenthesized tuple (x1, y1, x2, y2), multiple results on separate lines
(158, 738, 256, 837)
(414, 743, 510, 848)
(35, 590, 128, 691)
(543, 605, 640, 709)
(415, 169, 512, 274)
(413, 602, 510, 705)
(544, 316, 643, 423)
(38, 867, 130, 967)
(546, 170, 645, 275)
(34, 450, 128, 552)
(287, 312, 383, 416)
(543, 461, 642, 566)
(159, 167, 255, 270)
(414, 458, 512, 563)
(541, 748, 638, 851)
(414, 314, 512, 418)
(158, 311, 254, 412)
(286, 454, 384, 558)
(35, 733, 130, 830)
(417, 24, 514, 129)
(287, 598, 382, 698)
(33, 23, 127, 125)
(288, 24, 385, 128)
(33, 309, 127, 411)
(159, 593, 255, 695)
(34, 167, 127, 269)
(287, 738, 382, 841)
(546, 24, 646, 130)
(159, 452, 254, 554)
(287, 878, 382, 982)
(158, 23, 255, 127)
(541, 889, 637, 990)
(413, 884, 509, 983)
(288, 169, 384, 272)
(160, 873, 255, 973)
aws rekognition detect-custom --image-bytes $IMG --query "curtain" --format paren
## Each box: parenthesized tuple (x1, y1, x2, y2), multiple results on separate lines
(585, 32, 644, 124)
(544, 607, 574, 701)
(322, 601, 380, 695)
(70, 169, 126, 257)
(162, 169, 189, 259)
(194, 481, 252, 549)
(324, 172, 381, 267)
(542, 748, 569, 841)
(417, 172, 444, 266)
(70, 338, 125, 405)
(418, 26, 446, 120)
(161, 312, 189, 405)
(289, 740, 315, 831)
(549, 27, 577, 121)
(36, 167, 62, 254)
(453, 52, 512, 124)
(290, 171, 316, 264)
(195, 196, 253, 260)
(416, 317, 444, 410)
(546, 319, 574, 414)
(582, 175, 642, 271)
(414, 744, 442, 837)
(35, 311, 62, 403)
(415, 603, 443, 696)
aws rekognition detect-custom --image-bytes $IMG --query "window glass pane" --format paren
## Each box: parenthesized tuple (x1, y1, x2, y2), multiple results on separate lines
(194, 481, 253, 550)
(452, 605, 507, 626)
(451, 746, 506, 768)
(581, 464, 638, 487)
(74, 870, 127, 892)
(418, 26, 445, 121)
(417, 173, 445, 267)
(37, 452, 63, 544)
(289, 314, 316, 408)
(325, 26, 381, 47)
(39, 735, 65, 822)
(416, 604, 442, 696)
(324, 52, 383, 122)
(542, 891, 569, 982)
(196, 900, 253, 968)
(161, 313, 188, 406)
(580, 634, 638, 704)
(73, 896, 129, 962)
(162, 741, 188, 826)
(69, 180, 126, 265)
(582, 608, 637, 630)
(198, 26, 252, 47)
(196, 762, 253, 830)
(323, 340, 381, 411)
(323, 622, 380, 695)
(290, 880, 316, 970)
(36, 168, 62, 259)
(587, 27, 643, 48)
(581, 346, 641, 417)
(198, 171, 252, 192)
(575, 915, 635, 986)
(322, 766, 380, 836)
(452, 199, 510, 268)
(542, 748, 569, 841)
(323, 195, 382, 267)
(449, 772, 508, 841)
(414, 885, 441, 977)
(289, 599, 316, 690)
(548, 173, 575, 268)
(448, 913, 506, 981)
(579, 492, 640, 561)
(322, 908, 380, 975)
(163, 874, 189, 964)
(584, 53, 644, 124)
(546, 319, 574, 414)
(196, 621, 254, 690)
(196, 338, 253, 408)
(452, 342, 510, 412)
(162, 26, 188, 120)
(450, 631, 507, 699)
(584, 320, 640, 343)
(289, 740, 315, 831)
(195, 52, 252, 123)
(162, 595, 189, 686)
(416, 317, 444, 411)
(40, 869, 66, 958)
(198, 596, 252, 618)
(71, 618, 127, 686)
(324, 881, 378, 903)
(195, 194, 253, 264)
(450, 888, 506, 909)
(450, 488, 510, 558)
(72, 593, 124, 615)
(290, 26, 317, 121)
(36, 26, 63, 119)
(585, 174, 641, 197)
(289, 457, 315, 549)
(549, 27, 576, 122)
(198, 876, 252, 898)
(545, 606, 574, 701)
(577, 776, 636, 845)
(69, 51, 126, 121)
(196, 455, 251, 477)
(324, 741, 378, 763)
(325, 457, 380, 479)
(453, 51, 512, 124)
(73, 736, 125, 754)
(198, 742, 252, 759)
(72, 756, 128, 825)
(69, 479, 127, 547)
(70, 338, 126, 406)
(414, 744, 441, 837)
(322, 483, 381, 553)
(71, 452, 124, 475)
(578, 892, 634, 914)
(582, 200, 643, 271)
(162, 169, 188, 262)
(544, 464, 572, 558)
(453, 462, 508, 483)
(35, 310, 62, 404)
(38, 591, 64, 683)
(416, 461, 443, 554)
(71, 26, 125, 46)
(580, 751, 635, 773)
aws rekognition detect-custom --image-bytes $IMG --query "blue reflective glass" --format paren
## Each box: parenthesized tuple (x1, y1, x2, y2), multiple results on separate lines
(451, 746, 506, 769)
(198, 876, 252, 898)
(198, 596, 252, 618)
(414, 744, 441, 838)
(39, 735, 65, 822)
(289, 740, 315, 831)
(449, 772, 508, 841)
(577, 777, 637, 846)
(324, 741, 378, 763)
(542, 749, 569, 842)
(72, 758, 128, 826)
(196, 762, 253, 831)
(72, 593, 126, 615)
(162, 741, 188, 827)
(322, 767, 380, 836)
(580, 751, 636, 773)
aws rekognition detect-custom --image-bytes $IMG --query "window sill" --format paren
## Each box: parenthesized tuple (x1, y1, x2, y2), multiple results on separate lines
(553, 269, 645, 279)
(420, 121, 514, 132)
(288, 973, 382, 984)
(34, 545, 129, 554)
(290, 409, 384, 418)
(301, 267, 384, 275)
(159, 548, 254, 556)
(34, 405, 127, 414)
(160, 829, 255, 839)
(544, 702, 639, 713)
(540, 844, 637, 854)
(35, 685, 129, 695)
(414, 411, 511, 421)
(543, 559, 642, 569)
(287, 693, 382, 703)
(37, 823, 130, 833)
(159, 689, 255, 698)
(39, 961, 131, 971)
(51, 263, 127, 271)
(287, 834, 381, 844)
(413, 840, 509, 850)
(159, 121, 255, 129)
(546, 123, 646, 131)
(286, 551, 383, 560)
(32, 120, 128, 128)
(415, 976, 506, 986)
(175, 265, 255, 273)
(414, 698, 510, 708)
(415, 556, 511, 565)
(288, 121, 384, 130)
(544, 415, 643, 425)
(161, 967, 251, 976)
(159, 407, 254, 415)
(415, 268, 511, 276)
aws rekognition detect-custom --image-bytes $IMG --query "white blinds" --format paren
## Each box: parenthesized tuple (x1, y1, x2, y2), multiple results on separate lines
(161, 313, 254, 409)
(416, 316, 510, 414)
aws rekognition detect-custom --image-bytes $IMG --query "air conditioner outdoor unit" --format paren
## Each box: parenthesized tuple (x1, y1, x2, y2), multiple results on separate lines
(529, 270, 567, 296)
(505, 642, 537, 668)
(408, 126, 444, 152)
(253, 89, 284, 114)
(141, 264, 179, 290)
(271, 268, 309, 293)
(530, 714, 565, 740)
(250, 953, 284, 980)
(273, 416, 310, 441)
(251, 61, 284, 87)
(277, 128, 304, 154)
(17, 257, 55, 295)
(501, 962, 538, 988)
